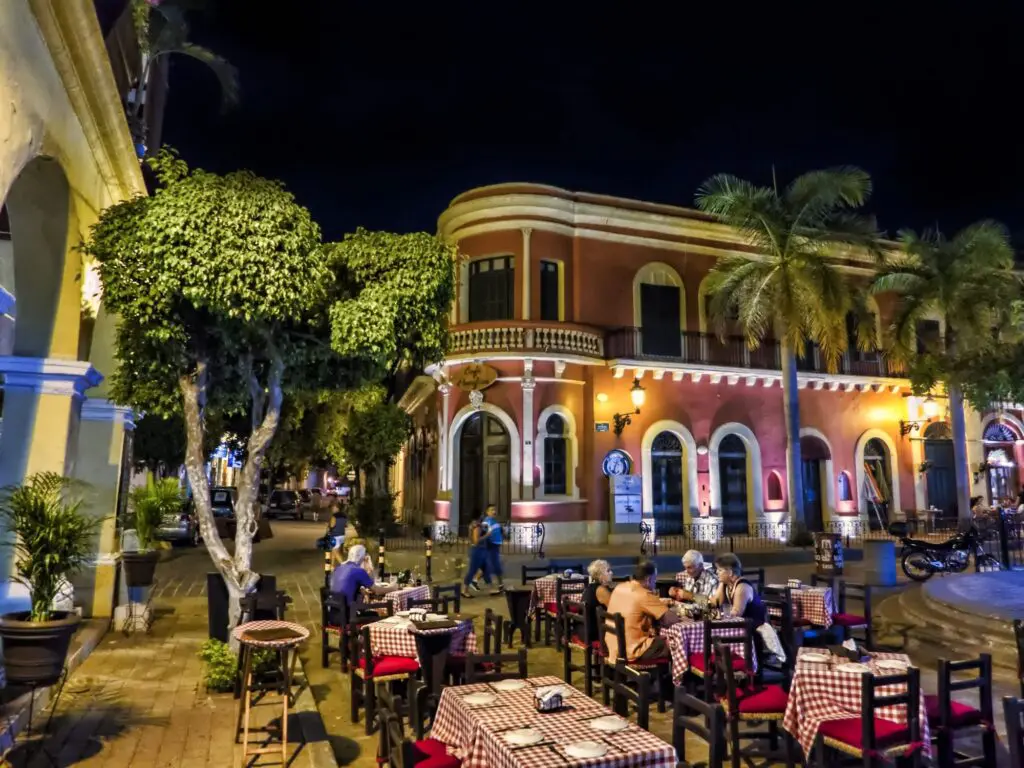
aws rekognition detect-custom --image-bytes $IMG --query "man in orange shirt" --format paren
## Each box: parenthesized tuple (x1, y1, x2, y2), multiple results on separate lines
(605, 559, 681, 663)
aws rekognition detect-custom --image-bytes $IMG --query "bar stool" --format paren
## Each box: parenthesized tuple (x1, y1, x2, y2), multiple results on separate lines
(233, 619, 310, 764)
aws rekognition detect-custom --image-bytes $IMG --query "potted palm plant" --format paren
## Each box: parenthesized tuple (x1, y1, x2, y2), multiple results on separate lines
(122, 475, 181, 588)
(0, 473, 98, 686)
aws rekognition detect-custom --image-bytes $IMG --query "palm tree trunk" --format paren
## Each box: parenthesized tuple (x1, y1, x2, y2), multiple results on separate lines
(781, 342, 807, 529)
(948, 383, 973, 526)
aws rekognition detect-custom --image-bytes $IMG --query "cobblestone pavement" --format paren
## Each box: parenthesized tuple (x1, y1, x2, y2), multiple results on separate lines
(21, 520, 1017, 766)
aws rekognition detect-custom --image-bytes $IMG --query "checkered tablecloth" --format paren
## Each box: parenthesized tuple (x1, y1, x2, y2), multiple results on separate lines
(430, 675, 676, 768)
(660, 617, 753, 686)
(766, 586, 834, 628)
(232, 619, 310, 648)
(528, 574, 586, 617)
(376, 584, 431, 612)
(367, 615, 477, 661)
(782, 648, 931, 760)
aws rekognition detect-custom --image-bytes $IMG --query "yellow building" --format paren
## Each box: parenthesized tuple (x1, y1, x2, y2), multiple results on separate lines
(0, 0, 151, 617)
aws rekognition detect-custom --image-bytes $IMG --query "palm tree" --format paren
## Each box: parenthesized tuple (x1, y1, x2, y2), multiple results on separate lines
(696, 167, 881, 530)
(872, 222, 1020, 525)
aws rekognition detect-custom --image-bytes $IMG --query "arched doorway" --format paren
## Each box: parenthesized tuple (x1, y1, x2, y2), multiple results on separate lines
(983, 420, 1020, 504)
(458, 412, 511, 533)
(863, 438, 894, 530)
(651, 431, 683, 535)
(634, 263, 684, 357)
(923, 422, 956, 522)
(718, 434, 748, 534)
(800, 434, 831, 531)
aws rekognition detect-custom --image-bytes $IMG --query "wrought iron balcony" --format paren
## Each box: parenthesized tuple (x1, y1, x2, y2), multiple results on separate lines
(448, 320, 604, 358)
(606, 327, 898, 379)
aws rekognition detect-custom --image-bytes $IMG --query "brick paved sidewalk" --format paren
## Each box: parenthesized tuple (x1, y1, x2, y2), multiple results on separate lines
(3, 599, 335, 768)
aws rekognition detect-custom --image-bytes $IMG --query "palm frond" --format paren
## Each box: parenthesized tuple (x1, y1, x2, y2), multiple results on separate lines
(172, 43, 240, 108)
(695, 174, 783, 255)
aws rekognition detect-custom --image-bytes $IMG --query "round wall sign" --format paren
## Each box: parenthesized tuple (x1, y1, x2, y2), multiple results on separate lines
(602, 449, 633, 477)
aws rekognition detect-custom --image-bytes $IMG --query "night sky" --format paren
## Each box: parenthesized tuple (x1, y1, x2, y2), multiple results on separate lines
(164, 2, 1024, 243)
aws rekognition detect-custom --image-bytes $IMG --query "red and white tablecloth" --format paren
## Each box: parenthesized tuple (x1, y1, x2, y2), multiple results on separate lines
(659, 617, 753, 686)
(766, 586, 835, 628)
(374, 584, 431, 613)
(367, 615, 477, 660)
(528, 574, 586, 617)
(782, 648, 931, 760)
(430, 675, 676, 768)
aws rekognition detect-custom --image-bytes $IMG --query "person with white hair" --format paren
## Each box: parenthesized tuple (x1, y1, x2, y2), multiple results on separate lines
(668, 549, 718, 602)
(582, 559, 614, 647)
(330, 543, 375, 602)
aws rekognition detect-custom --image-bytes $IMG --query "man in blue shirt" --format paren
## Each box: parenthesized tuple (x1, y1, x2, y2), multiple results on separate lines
(330, 543, 374, 602)
(482, 506, 505, 590)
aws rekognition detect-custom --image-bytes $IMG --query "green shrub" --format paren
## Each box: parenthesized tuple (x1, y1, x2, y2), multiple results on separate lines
(127, 474, 184, 551)
(351, 492, 400, 538)
(198, 638, 280, 692)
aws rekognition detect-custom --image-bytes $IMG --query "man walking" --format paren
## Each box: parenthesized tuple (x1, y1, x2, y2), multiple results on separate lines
(481, 505, 505, 591)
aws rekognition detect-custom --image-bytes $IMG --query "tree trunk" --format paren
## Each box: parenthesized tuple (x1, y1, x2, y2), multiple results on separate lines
(781, 342, 807, 529)
(949, 383, 973, 526)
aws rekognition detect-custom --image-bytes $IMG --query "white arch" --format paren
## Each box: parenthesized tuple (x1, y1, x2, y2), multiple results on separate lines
(641, 420, 700, 520)
(536, 404, 579, 499)
(633, 261, 685, 330)
(854, 428, 902, 517)
(981, 412, 1024, 441)
(708, 422, 764, 517)
(447, 402, 521, 531)
(799, 427, 836, 518)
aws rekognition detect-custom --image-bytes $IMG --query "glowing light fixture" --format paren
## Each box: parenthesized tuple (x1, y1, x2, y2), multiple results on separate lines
(613, 378, 645, 436)
(596, 392, 609, 403)
(630, 379, 646, 410)
(922, 395, 941, 420)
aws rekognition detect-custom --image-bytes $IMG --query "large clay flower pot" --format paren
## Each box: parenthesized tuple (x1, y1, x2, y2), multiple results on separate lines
(122, 550, 160, 588)
(0, 611, 80, 686)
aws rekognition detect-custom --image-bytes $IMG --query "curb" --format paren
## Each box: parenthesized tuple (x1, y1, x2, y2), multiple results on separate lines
(0, 618, 107, 756)
(293, 652, 340, 768)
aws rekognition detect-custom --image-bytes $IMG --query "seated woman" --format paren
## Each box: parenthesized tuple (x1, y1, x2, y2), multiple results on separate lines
(582, 560, 614, 644)
(710, 552, 766, 624)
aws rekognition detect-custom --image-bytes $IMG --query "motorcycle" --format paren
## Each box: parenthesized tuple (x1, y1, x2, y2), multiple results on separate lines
(889, 521, 1002, 582)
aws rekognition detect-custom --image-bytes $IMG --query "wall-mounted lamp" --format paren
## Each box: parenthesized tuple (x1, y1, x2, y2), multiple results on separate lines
(696, 443, 709, 456)
(596, 392, 609, 403)
(899, 395, 941, 437)
(613, 378, 645, 436)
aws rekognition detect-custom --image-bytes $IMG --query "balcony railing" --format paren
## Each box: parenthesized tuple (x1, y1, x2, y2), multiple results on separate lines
(606, 327, 897, 378)
(449, 321, 604, 357)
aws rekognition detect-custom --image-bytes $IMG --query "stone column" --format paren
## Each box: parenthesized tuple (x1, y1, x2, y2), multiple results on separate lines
(521, 361, 536, 501)
(72, 397, 136, 618)
(438, 382, 452, 492)
(0, 356, 102, 613)
(964, 404, 987, 503)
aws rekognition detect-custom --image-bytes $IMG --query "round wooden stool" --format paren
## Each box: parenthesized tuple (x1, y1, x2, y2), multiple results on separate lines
(233, 619, 309, 765)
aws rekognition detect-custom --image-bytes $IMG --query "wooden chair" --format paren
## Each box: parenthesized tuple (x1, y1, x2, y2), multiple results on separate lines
(600, 605, 671, 713)
(609, 661, 652, 730)
(714, 642, 794, 768)
(550, 562, 585, 575)
(1002, 696, 1024, 768)
(562, 596, 603, 696)
(760, 591, 798, 686)
(521, 564, 553, 585)
(595, 606, 621, 705)
(673, 688, 726, 768)
(742, 568, 766, 595)
(447, 608, 501, 684)
(408, 679, 440, 742)
(812, 665, 923, 767)
(925, 654, 995, 768)
(350, 623, 420, 735)
(1013, 619, 1024, 697)
(690, 619, 754, 702)
(407, 596, 450, 614)
(432, 584, 461, 614)
(320, 589, 391, 671)
(542, 577, 585, 649)
(465, 649, 527, 683)
(834, 580, 874, 649)
(377, 687, 460, 768)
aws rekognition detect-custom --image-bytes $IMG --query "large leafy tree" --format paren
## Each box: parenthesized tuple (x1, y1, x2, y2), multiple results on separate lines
(82, 150, 356, 632)
(696, 167, 881, 529)
(872, 222, 1021, 523)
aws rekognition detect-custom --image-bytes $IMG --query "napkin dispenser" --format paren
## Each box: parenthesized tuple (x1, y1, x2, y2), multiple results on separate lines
(534, 687, 565, 712)
(828, 641, 869, 663)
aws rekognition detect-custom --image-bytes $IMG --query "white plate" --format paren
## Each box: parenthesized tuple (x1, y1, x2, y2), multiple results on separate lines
(835, 663, 872, 675)
(504, 728, 544, 746)
(425, 613, 446, 621)
(463, 692, 497, 707)
(875, 659, 909, 671)
(590, 716, 628, 733)
(534, 684, 573, 699)
(766, 584, 788, 590)
(490, 679, 527, 692)
(565, 741, 608, 759)
(800, 653, 830, 664)
(396, 610, 410, 617)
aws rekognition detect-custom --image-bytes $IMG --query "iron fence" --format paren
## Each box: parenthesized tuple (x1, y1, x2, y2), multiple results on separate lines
(640, 520, 793, 556)
(385, 521, 546, 559)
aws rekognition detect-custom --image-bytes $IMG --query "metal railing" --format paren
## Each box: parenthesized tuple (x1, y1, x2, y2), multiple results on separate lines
(641, 520, 794, 555)
(385, 521, 546, 559)
(606, 328, 896, 378)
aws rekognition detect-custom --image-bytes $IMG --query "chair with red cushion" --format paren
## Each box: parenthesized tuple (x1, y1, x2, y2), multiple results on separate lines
(713, 642, 794, 768)
(833, 580, 874, 649)
(690, 619, 754, 703)
(1004, 696, 1024, 768)
(610, 660, 652, 730)
(377, 688, 461, 768)
(465, 648, 527, 683)
(760, 591, 798, 686)
(447, 608, 501, 684)
(673, 687, 726, 768)
(1013, 619, 1024, 698)
(812, 665, 923, 767)
(562, 596, 602, 696)
(350, 624, 421, 735)
(600, 605, 672, 713)
(320, 588, 391, 671)
(925, 654, 994, 768)
(543, 576, 585, 650)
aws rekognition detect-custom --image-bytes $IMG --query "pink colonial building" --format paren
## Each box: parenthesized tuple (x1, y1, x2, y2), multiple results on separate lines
(393, 184, 1024, 545)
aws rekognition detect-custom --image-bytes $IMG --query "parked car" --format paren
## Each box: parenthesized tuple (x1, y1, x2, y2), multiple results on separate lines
(264, 489, 300, 520)
(156, 499, 200, 547)
(211, 487, 237, 518)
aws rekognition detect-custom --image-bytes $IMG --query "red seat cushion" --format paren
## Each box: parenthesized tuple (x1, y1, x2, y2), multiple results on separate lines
(569, 635, 602, 651)
(567, 603, 582, 614)
(414, 739, 449, 758)
(544, 602, 558, 614)
(355, 655, 420, 677)
(819, 717, 910, 753)
(923, 694, 983, 728)
(733, 684, 789, 715)
(833, 613, 868, 628)
(629, 655, 671, 668)
(417, 756, 461, 768)
(689, 653, 747, 673)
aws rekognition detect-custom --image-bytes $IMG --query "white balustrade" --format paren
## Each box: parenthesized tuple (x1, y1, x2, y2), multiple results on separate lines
(448, 323, 603, 357)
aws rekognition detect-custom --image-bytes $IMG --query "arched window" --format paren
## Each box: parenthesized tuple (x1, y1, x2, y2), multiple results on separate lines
(984, 422, 1018, 443)
(543, 414, 568, 495)
(766, 471, 783, 502)
(718, 434, 749, 534)
(923, 422, 952, 441)
(838, 471, 853, 502)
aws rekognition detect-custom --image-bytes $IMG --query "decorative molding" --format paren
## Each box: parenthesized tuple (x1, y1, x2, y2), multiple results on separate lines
(708, 422, 764, 517)
(81, 397, 137, 430)
(640, 420, 700, 520)
(554, 360, 566, 379)
(535, 404, 579, 500)
(397, 375, 436, 414)
(0, 356, 102, 398)
(468, 389, 484, 410)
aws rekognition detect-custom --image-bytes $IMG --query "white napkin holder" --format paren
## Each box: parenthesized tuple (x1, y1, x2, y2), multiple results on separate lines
(534, 686, 564, 712)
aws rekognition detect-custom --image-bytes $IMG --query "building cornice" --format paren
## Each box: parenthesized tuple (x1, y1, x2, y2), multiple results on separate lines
(29, 0, 146, 203)
(397, 375, 436, 414)
(0, 356, 103, 398)
(81, 396, 137, 429)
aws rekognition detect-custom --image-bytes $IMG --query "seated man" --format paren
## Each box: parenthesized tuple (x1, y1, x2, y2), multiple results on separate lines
(668, 550, 718, 602)
(330, 543, 375, 604)
(605, 559, 680, 663)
